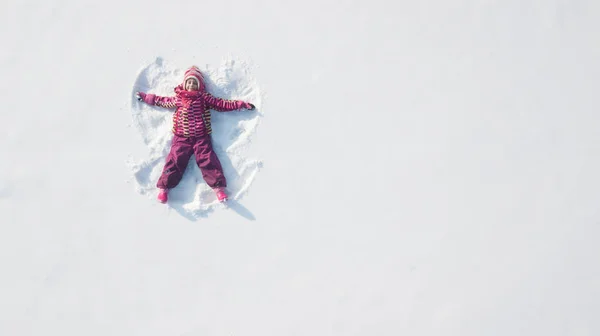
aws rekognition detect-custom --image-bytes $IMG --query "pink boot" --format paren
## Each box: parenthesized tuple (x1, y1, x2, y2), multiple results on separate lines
(157, 189, 168, 203)
(214, 187, 228, 202)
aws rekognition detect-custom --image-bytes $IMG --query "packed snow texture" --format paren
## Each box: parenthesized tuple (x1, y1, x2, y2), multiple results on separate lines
(129, 58, 263, 218)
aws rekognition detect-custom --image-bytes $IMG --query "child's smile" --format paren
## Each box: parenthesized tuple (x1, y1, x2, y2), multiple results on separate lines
(185, 78, 199, 91)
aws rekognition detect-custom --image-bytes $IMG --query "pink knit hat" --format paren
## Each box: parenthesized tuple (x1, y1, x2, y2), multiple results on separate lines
(183, 66, 205, 91)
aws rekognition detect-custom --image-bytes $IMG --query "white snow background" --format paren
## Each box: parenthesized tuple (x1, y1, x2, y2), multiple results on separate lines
(1, 0, 600, 335)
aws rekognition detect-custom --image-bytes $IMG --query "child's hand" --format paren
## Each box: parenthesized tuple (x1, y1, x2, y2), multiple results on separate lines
(136, 92, 156, 105)
(246, 103, 255, 110)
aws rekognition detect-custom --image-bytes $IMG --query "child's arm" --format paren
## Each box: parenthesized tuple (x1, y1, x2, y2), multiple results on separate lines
(137, 92, 177, 109)
(202, 93, 255, 112)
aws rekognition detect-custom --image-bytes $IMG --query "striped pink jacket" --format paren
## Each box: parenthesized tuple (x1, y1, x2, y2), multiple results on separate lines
(143, 84, 252, 138)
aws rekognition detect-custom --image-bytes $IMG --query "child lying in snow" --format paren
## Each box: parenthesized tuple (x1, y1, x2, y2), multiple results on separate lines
(136, 66, 255, 204)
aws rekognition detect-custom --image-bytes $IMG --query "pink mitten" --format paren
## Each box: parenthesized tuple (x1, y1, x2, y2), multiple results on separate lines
(137, 92, 156, 105)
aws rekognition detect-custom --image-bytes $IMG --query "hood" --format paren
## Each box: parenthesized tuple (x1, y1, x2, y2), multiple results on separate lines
(182, 66, 206, 92)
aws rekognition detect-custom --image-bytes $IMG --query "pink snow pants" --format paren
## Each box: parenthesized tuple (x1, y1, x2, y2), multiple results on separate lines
(157, 135, 226, 190)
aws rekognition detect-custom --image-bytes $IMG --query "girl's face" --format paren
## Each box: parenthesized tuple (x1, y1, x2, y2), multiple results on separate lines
(185, 78, 199, 91)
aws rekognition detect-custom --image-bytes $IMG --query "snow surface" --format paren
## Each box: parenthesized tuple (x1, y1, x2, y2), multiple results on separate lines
(2, 0, 600, 335)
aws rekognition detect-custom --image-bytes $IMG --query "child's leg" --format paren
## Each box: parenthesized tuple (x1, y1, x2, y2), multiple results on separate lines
(192, 136, 226, 189)
(157, 136, 194, 189)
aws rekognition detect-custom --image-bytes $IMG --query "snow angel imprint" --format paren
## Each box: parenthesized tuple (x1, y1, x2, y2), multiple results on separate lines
(136, 66, 255, 204)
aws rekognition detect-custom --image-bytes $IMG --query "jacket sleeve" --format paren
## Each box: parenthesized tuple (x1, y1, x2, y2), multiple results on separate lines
(202, 93, 251, 112)
(152, 95, 177, 109)
(142, 93, 177, 109)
